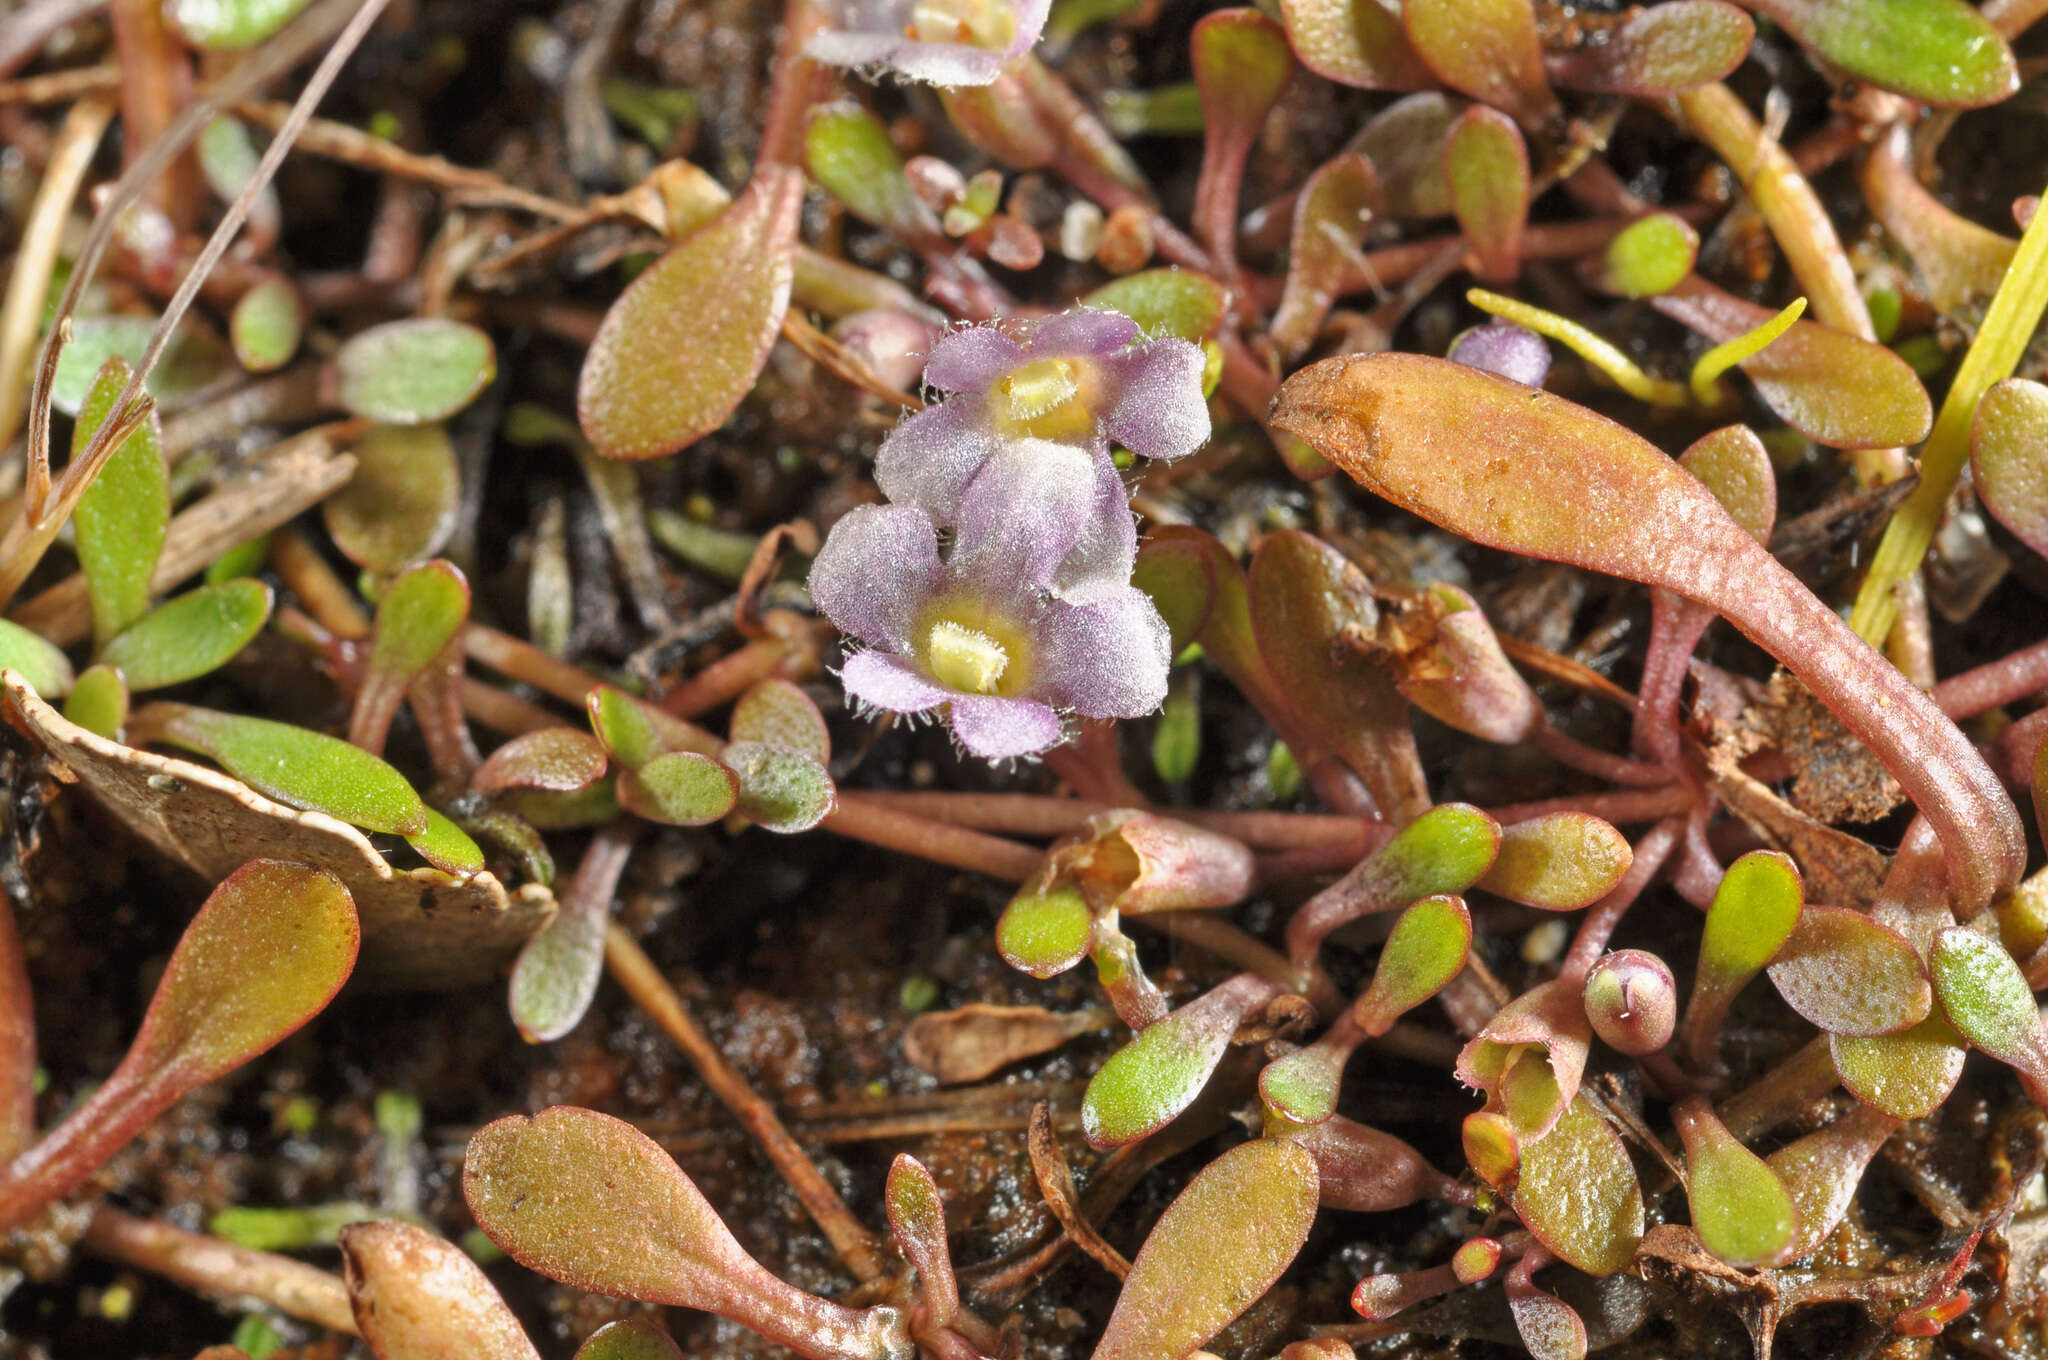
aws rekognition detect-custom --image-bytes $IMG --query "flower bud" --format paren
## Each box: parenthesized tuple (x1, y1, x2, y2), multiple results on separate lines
(1056, 810, 1255, 916)
(1449, 320, 1551, 388)
(1582, 949, 1677, 1056)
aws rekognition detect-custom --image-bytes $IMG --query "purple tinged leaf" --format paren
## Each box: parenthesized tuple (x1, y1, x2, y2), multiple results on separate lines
(98, 580, 273, 692)
(1766, 905, 1931, 1037)
(230, 276, 305, 373)
(1766, 1103, 1899, 1259)
(1276, 0, 1432, 90)
(145, 701, 430, 836)
(730, 679, 831, 762)
(576, 1318, 685, 1360)
(1583, 213, 1700, 299)
(0, 624, 76, 699)
(1286, 1114, 1459, 1212)
(463, 1107, 912, 1360)
(1288, 802, 1499, 966)
(884, 1155, 959, 1329)
(1457, 978, 1591, 1143)
(1402, 0, 1556, 128)
(1090, 1138, 1320, 1360)
(616, 752, 740, 826)
(62, 663, 127, 738)
(1080, 269, 1229, 341)
(1479, 813, 1631, 911)
(997, 876, 1095, 977)
(1510, 1095, 1644, 1276)
(1653, 276, 1932, 450)
(1393, 584, 1540, 742)
(1582, 949, 1677, 1057)
(1506, 1262, 1588, 1360)
(325, 424, 462, 574)
(339, 1220, 541, 1360)
(1349, 92, 1459, 218)
(474, 729, 609, 795)
(1082, 974, 1279, 1147)
(1271, 155, 1380, 363)
(1442, 106, 1528, 282)
(1831, 1014, 1968, 1119)
(1740, 0, 2014, 107)
(1448, 321, 1552, 387)
(0, 862, 358, 1233)
(335, 318, 496, 425)
(1353, 894, 1471, 1036)
(1546, 2, 1753, 96)
(1674, 1095, 1800, 1269)
(1930, 926, 2048, 1101)
(1971, 378, 2048, 560)
(1268, 352, 2023, 916)
(579, 168, 802, 460)
(724, 742, 836, 833)
(72, 357, 169, 646)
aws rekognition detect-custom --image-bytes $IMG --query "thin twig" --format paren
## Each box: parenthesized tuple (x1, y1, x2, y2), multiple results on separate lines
(82, 1207, 357, 1336)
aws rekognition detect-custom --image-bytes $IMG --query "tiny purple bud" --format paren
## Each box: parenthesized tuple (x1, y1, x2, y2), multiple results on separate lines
(830, 309, 941, 394)
(1448, 320, 1551, 388)
(1581, 948, 1678, 1056)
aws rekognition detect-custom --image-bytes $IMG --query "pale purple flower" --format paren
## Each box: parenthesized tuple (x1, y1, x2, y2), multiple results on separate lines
(809, 464, 1170, 760)
(807, 0, 1051, 87)
(1449, 321, 1551, 388)
(875, 310, 1210, 531)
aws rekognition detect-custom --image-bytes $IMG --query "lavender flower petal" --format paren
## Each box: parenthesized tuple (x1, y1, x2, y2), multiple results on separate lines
(949, 694, 1065, 758)
(874, 397, 1000, 523)
(1052, 454, 1139, 603)
(842, 649, 953, 715)
(1101, 340, 1210, 461)
(1449, 321, 1552, 388)
(924, 323, 1030, 392)
(1030, 308, 1142, 356)
(951, 438, 1101, 587)
(1035, 585, 1171, 718)
(807, 503, 942, 651)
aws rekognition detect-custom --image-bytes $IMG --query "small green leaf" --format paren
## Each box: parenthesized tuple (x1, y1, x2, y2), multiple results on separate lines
(368, 560, 469, 680)
(1766, 905, 1930, 1036)
(575, 1318, 684, 1360)
(0, 623, 76, 698)
(72, 355, 170, 645)
(616, 752, 739, 826)
(1150, 673, 1201, 783)
(61, 663, 127, 738)
(580, 168, 802, 460)
(196, 118, 280, 239)
(230, 277, 305, 373)
(51, 315, 230, 417)
(804, 102, 926, 235)
(1930, 926, 2048, 1096)
(164, 0, 313, 49)
(1830, 1013, 1968, 1119)
(407, 807, 485, 877)
(1403, 0, 1556, 128)
(1547, 2, 1752, 96)
(1132, 531, 1218, 653)
(338, 1220, 541, 1360)
(205, 534, 270, 584)
(99, 580, 273, 691)
(1442, 105, 1528, 282)
(1351, 91, 1457, 218)
(588, 685, 663, 769)
(1288, 801, 1498, 964)
(1698, 850, 1803, 986)
(1743, 0, 2014, 107)
(325, 424, 461, 574)
(729, 679, 830, 761)
(506, 781, 624, 830)
(507, 894, 607, 1045)
(334, 318, 496, 424)
(210, 1202, 380, 1252)
(1462, 1110, 1519, 1188)
(1092, 1138, 1320, 1360)
(1192, 9, 1298, 143)
(1675, 1096, 1799, 1268)
(475, 729, 609, 795)
(1258, 1029, 1354, 1126)
(1477, 813, 1631, 911)
(1586, 213, 1700, 298)
(1083, 976, 1272, 1147)
(1971, 377, 2048, 561)
(148, 702, 431, 835)
(996, 879, 1094, 978)
(1509, 1095, 1644, 1276)
(1081, 270, 1229, 341)
(884, 1155, 959, 1327)
(724, 742, 835, 834)
(1275, 0, 1432, 91)
(1354, 894, 1471, 1035)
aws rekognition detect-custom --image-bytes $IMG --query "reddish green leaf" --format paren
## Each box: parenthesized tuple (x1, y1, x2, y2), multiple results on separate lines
(1863, 123, 2014, 315)
(1353, 894, 1470, 1036)
(463, 1107, 910, 1359)
(100, 580, 273, 691)
(335, 319, 496, 425)
(1742, 0, 2014, 107)
(230, 277, 304, 373)
(72, 356, 169, 645)
(1972, 377, 2048, 561)
(145, 701, 431, 836)
(579, 168, 802, 460)
(1766, 905, 1930, 1037)
(475, 729, 609, 795)
(1059, 810, 1255, 916)
(508, 827, 635, 1044)
(616, 752, 739, 826)
(1259, 1026, 1359, 1126)
(1391, 584, 1538, 742)
(1091, 1138, 1320, 1360)
(1442, 106, 1528, 282)
(1674, 1096, 1799, 1268)
(1287, 801, 1498, 965)
(1547, 2, 1752, 96)
(1402, 0, 1556, 128)
(1132, 529, 1218, 654)
(1083, 974, 1277, 1147)
(1930, 925, 2048, 1099)
(1082, 270, 1229, 341)
(884, 1155, 958, 1328)
(575, 1319, 684, 1360)
(1457, 978, 1590, 1142)
(1831, 1013, 1968, 1119)
(1192, 9, 1297, 139)
(339, 1220, 540, 1360)
(325, 424, 461, 574)
(729, 679, 830, 762)
(724, 742, 835, 833)
(1350, 92, 1458, 218)
(1509, 1095, 1643, 1276)
(1290, 1114, 1458, 1212)
(1479, 813, 1631, 911)
(1276, 0, 1433, 90)
(1581, 949, 1676, 1057)
(1271, 154, 1379, 362)
(1766, 1102, 1899, 1260)
(350, 561, 470, 756)
(1679, 423, 1775, 543)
